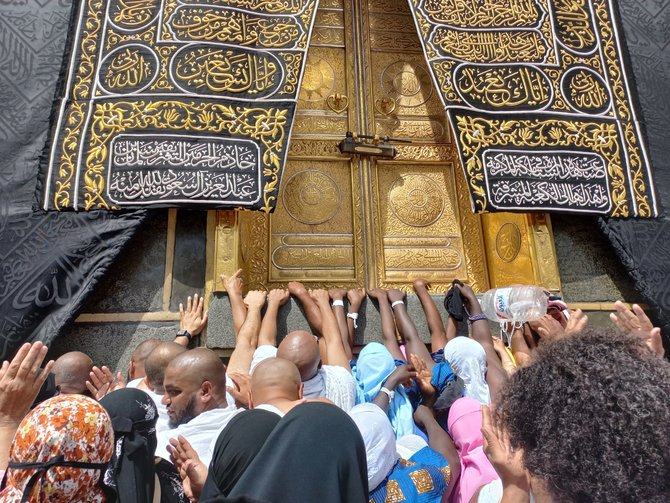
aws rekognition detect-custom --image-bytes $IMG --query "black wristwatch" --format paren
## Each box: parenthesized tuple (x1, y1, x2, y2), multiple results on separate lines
(176, 329, 193, 340)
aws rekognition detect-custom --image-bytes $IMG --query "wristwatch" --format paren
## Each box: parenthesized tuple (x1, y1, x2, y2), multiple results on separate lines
(176, 329, 192, 340)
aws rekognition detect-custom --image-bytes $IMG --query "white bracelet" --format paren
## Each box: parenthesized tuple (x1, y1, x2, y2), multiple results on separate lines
(346, 311, 358, 328)
(390, 300, 404, 309)
(380, 386, 395, 400)
(332, 299, 345, 308)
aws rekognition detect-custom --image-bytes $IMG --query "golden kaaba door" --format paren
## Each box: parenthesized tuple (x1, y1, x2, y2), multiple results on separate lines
(209, 0, 561, 292)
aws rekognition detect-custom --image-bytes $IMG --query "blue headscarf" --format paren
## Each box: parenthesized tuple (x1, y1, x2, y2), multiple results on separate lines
(351, 343, 415, 438)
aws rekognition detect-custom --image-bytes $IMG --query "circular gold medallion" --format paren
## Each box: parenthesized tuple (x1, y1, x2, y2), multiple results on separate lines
(282, 170, 341, 225)
(389, 175, 444, 227)
(495, 222, 522, 262)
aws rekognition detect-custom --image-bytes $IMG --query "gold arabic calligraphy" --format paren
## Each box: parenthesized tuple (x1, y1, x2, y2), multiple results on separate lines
(174, 48, 279, 95)
(456, 65, 551, 109)
(423, 0, 542, 28)
(170, 8, 302, 48)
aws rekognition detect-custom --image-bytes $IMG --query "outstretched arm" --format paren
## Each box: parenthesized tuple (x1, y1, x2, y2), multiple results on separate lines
(346, 288, 366, 353)
(310, 289, 351, 370)
(221, 269, 247, 336)
(329, 288, 352, 360)
(258, 289, 289, 348)
(227, 290, 266, 374)
(413, 279, 448, 352)
(368, 289, 405, 361)
(288, 282, 323, 336)
(388, 289, 434, 369)
(455, 284, 506, 403)
(414, 405, 460, 500)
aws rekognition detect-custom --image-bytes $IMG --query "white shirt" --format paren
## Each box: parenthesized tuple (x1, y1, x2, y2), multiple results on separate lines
(155, 405, 242, 466)
(254, 403, 285, 417)
(250, 346, 356, 411)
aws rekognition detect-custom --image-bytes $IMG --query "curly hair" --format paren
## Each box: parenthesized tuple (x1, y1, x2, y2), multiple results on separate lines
(500, 328, 670, 502)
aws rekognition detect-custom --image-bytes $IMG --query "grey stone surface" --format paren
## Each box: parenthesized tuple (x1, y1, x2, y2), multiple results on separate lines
(170, 210, 207, 311)
(552, 215, 642, 303)
(206, 292, 468, 350)
(85, 210, 168, 313)
(48, 322, 179, 378)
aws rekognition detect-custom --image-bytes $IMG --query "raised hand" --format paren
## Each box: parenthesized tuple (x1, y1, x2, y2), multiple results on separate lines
(244, 290, 267, 309)
(227, 372, 252, 409)
(309, 288, 331, 307)
(610, 301, 664, 357)
(329, 288, 346, 302)
(385, 364, 417, 390)
(221, 268, 244, 296)
(481, 405, 530, 493)
(0, 342, 54, 426)
(267, 288, 290, 306)
(347, 288, 366, 309)
(86, 366, 125, 400)
(564, 309, 588, 337)
(409, 353, 436, 407)
(168, 435, 208, 502)
(179, 293, 208, 336)
(528, 314, 564, 344)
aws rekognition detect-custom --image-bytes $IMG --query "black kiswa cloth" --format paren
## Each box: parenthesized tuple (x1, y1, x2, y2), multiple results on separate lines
(444, 279, 465, 321)
(200, 409, 281, 499)
(202, 402, 369, 503)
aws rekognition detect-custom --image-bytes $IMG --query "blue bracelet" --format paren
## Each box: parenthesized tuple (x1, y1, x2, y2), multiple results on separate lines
(468, 313, 488, 322)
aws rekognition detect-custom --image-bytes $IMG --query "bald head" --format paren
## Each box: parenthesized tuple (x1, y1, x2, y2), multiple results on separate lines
(52, 351, 93, 395)
(166, 348, 228, 394)
(129, 338, 161, 380)
(251, 357, 302, 407)
(277, 331, 320, 382)
(145, 342, 187, 393)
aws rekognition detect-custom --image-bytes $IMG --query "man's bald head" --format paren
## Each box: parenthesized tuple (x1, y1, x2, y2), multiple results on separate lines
(162, 349, 229, 426)
(145, 342, 187, 393)
(52, 351, 94, 395)
(129, 338, 161, 380)
(277, 331, 320, 382)
(251, 357, 302, 407)
(166, 348, 228, 395)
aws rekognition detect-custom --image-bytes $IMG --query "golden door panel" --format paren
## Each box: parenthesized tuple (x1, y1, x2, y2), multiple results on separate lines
(270, 159, 360, 282)
(373, 162, 466, 282)
(211, 0, 561, 294)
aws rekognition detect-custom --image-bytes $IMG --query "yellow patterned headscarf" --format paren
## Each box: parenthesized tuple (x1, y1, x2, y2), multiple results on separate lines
(0, 394, 114, 502)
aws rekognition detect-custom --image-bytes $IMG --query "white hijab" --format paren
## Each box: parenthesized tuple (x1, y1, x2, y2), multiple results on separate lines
(348, 403, 399, 492)
(444, 337, 490, 405)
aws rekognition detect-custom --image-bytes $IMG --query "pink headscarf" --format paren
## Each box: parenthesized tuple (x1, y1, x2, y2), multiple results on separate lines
(447, 397, 499, 503)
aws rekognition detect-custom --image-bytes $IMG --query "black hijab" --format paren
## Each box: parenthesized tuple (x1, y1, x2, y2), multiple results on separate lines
(99, 388, 158, 503)
(201, 409, 281, 499)
(202, 402, 368, 503)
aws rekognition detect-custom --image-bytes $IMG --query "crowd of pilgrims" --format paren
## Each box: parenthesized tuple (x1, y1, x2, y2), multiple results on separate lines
(0, 272, 668, 503)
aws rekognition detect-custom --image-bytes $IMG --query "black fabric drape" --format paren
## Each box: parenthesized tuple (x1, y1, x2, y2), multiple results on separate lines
(0, 1, 146, 359)
(224, 402, 369, 503)
(201, 409, 281, 499)
(598, 0, 670, 344)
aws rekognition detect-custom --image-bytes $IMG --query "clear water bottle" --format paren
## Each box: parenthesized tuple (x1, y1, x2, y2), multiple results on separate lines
(480, 286, 548, 323)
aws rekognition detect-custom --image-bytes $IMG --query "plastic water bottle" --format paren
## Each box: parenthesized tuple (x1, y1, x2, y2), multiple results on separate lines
(480, 286, 548, 323)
